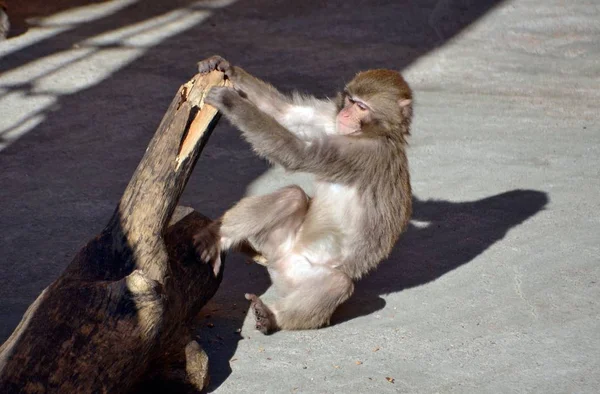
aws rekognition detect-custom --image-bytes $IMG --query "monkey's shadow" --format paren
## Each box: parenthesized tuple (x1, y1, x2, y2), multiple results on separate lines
(198, 188, 548, 391)
(333, 189, 549, 323)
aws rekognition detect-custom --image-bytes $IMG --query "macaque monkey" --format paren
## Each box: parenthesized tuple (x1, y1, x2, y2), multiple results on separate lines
(194, 56, 413, 334)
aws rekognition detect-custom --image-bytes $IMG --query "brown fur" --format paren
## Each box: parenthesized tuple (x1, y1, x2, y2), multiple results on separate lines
(194, 56, 413, 333)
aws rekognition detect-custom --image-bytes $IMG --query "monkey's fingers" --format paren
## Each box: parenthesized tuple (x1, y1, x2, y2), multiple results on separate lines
(192, 235, 207, 260)
(197, 55, 231, 76)
(194, 241, 221, 277)
(192, 230, 219, 262)
(199, 248, 215, 263)
(197, 55, 222, 73)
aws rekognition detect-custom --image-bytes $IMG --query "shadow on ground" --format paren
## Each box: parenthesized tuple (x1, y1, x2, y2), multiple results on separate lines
(334, 189, 549, 323)
(1, 0, 513, 391)
(3, 0, 112, 38)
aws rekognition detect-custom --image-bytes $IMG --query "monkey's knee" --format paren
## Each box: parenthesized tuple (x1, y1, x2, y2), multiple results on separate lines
(325, 272, 354, 312)
(278, 185, 309, 215)
(275, 269, 354, 331)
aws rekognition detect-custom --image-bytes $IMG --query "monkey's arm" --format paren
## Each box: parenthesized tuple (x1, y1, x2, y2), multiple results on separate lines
(230, 67, 290, 116)
(207, 87, 379, 184)
(198, 56, 291, 118)
(232, 67, 337, 137)
(198, 56, 335, 137)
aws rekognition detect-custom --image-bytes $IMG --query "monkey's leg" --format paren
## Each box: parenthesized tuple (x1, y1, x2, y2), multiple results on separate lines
(248, 260, 354, 333)
(234, 241, 268, 266)
(220, 185, 309, 258)
(194, 185, 309, 263)
(193, 225, 265, 269)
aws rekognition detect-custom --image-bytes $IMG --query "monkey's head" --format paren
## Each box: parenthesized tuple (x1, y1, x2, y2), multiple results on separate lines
(336, 69, 412, 142)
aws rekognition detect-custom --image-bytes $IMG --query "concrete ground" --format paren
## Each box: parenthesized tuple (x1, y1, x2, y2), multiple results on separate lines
(1, 0, 599, 392)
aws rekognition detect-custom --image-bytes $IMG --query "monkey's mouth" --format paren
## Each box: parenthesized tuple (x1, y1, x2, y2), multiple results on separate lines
(337, 121, 360, 135)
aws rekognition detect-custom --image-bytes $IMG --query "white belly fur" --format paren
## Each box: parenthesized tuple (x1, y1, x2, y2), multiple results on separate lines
(298, 181, 361, 265)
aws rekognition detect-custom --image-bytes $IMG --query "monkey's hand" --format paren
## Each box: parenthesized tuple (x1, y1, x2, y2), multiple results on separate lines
(192, 221, 222, 277)
(205, 86, 246, 114)
(197, 55, 234, 79)
(206, 86, 264, 135)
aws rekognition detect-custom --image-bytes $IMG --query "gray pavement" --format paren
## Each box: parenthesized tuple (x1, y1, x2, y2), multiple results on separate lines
(1, 0, 599, 392)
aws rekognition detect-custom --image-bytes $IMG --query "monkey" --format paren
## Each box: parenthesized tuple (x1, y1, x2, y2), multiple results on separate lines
(193, 56, 413, 334)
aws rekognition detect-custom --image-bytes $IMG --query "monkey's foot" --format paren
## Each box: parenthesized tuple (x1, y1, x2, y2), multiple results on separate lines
(192, 222, 222, 277)
(245, 294, 277, 335)
(250, 254, 268, 266)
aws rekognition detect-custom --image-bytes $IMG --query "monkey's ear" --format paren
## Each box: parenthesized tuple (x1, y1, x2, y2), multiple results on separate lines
(398, 99, 412, 107)
(399, 98, 412, 122)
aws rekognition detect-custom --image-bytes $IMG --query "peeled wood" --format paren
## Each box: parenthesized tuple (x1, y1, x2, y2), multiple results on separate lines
(0, 71, 231, 393)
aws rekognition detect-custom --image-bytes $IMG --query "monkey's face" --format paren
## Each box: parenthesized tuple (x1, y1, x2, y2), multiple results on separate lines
(341, 69, 413, 140)
(336, 93, 372, 135)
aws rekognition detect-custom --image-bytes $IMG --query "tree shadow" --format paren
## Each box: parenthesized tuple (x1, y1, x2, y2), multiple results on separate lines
(194, 255, 271, 392)
(0, 0, 511, 391)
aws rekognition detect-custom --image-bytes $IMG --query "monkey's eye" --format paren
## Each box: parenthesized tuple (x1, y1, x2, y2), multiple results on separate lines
(356, 102, 368, 111)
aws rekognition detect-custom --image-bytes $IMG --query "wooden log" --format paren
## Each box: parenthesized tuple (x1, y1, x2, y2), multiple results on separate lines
(0, 71, 231, 393)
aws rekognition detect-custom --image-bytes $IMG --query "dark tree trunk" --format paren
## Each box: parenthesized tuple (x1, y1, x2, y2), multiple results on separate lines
(0, 71, 231, 393)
